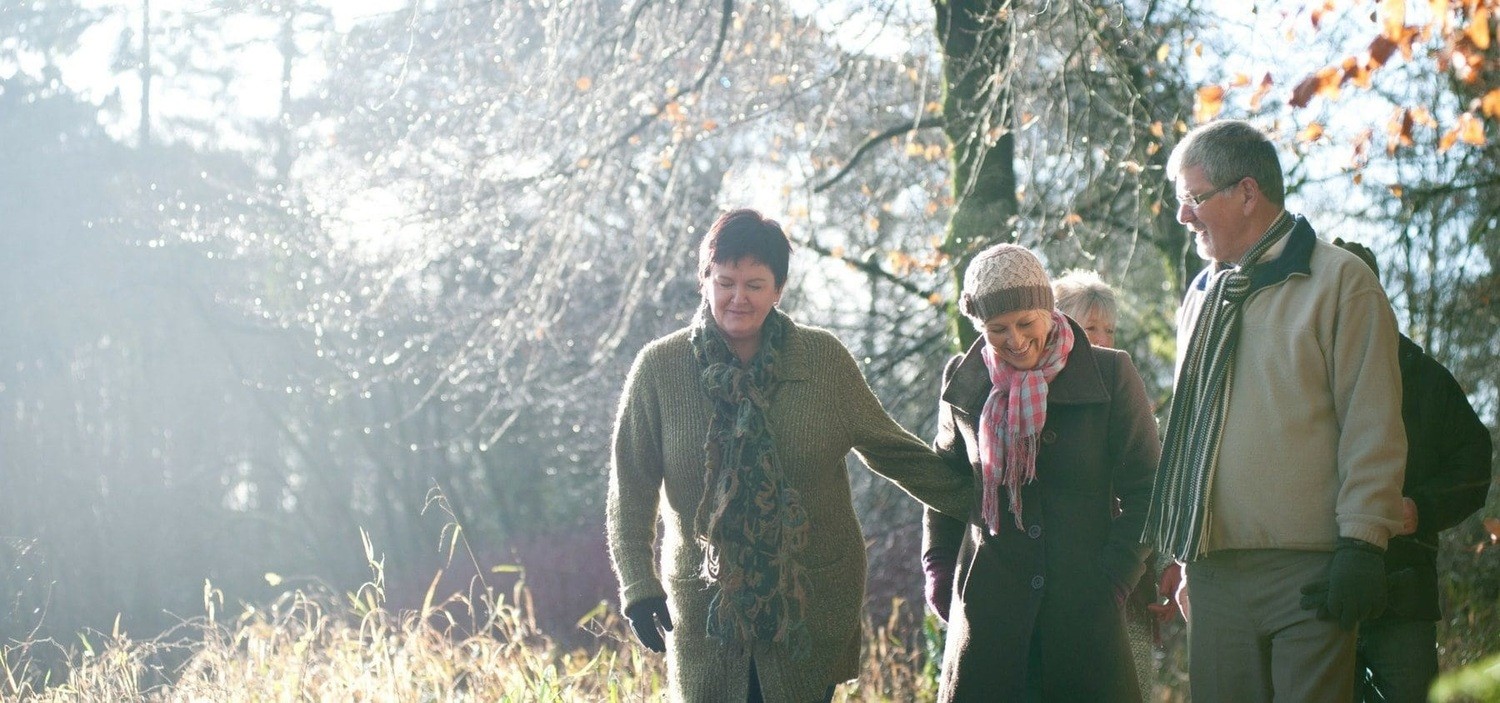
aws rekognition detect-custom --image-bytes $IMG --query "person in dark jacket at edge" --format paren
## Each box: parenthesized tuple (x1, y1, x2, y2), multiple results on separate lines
(1334, 237, 1495, 703)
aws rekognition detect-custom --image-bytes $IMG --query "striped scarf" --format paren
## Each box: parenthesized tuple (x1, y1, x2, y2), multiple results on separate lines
(689, 303, 812, 660)
(977, 310, 1074, 534)
(1143, 211, 1295, 559)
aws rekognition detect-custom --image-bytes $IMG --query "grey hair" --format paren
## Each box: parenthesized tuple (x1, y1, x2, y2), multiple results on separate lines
(1051, 269, 1117, 323)
(1166, 120, 1285, 207)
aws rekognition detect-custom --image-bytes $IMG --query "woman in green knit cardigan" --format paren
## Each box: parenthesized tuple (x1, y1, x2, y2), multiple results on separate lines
(606, 209, 973, 702)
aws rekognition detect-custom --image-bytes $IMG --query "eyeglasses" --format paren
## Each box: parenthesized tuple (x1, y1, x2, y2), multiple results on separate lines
(1176, 178, 1242, 209)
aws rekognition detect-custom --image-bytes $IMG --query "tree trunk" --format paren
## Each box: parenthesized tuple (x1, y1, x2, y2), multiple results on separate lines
(275, 6, 296, 182)
(139, 0, 151, 148)
(934, 0, 1016, 350)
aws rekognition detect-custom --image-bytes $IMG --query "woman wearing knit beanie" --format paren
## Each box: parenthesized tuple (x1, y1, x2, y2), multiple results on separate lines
(921, 243, 1161, 701)
(606, 208, 974, 703)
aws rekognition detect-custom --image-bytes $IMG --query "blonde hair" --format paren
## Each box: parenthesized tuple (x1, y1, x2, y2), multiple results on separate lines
(1051, 269, 1117, 324)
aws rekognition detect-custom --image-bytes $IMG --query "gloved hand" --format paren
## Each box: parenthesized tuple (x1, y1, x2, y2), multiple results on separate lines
(923, 556, 955, 623)
(1299, 538, 1387, 630)
(624, 596, 673, 653)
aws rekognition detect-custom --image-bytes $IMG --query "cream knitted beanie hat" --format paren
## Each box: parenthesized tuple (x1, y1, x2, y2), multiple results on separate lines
(960, 243, 1055, 322)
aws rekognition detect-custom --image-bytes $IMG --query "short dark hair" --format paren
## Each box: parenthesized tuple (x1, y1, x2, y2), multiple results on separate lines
(698, 209, 792, 288)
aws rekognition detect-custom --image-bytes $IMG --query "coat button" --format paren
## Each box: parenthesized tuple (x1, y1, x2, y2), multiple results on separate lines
(1027, 524, 1042, 539)
(1030, 575, 1045, 590)
(1041, 429, 1057, 444)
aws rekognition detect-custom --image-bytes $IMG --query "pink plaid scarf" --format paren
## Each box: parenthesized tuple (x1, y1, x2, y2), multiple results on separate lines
(977, 310, 1074, 534)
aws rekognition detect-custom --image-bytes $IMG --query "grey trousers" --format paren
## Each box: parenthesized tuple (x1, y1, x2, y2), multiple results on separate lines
(1187, 549, 1357, 703)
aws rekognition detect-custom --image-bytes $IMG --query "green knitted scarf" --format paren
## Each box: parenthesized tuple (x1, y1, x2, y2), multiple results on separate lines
(689, 302, 812, 660)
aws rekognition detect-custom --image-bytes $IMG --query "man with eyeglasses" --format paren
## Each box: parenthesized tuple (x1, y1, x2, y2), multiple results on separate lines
(1141, 119, 1408, 702)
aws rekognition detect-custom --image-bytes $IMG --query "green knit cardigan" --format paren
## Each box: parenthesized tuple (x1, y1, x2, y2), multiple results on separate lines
(607, 318, 972, 702)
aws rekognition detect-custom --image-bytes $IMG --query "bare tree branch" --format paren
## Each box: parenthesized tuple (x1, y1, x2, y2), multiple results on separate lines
(794, 235, 943, 304)
(812, 115, 945, 193)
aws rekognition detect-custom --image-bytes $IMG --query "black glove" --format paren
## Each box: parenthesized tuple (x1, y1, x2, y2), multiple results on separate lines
(624, 596, 673, 653)
(923, 555, 955, 623)
(1299, 538, 1387, 630)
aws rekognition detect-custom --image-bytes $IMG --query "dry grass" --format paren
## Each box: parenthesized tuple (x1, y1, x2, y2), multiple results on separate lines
(0, 577, 942, 702)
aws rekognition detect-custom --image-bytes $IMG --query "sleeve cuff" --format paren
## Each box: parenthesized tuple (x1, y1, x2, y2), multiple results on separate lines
(1338, 521, 1392, 550)
(620, 577, 667, 611)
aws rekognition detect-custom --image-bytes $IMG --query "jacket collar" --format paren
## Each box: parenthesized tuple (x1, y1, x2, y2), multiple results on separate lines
(940, 316, 1111, 418)
(1190, 213, 1317, 294)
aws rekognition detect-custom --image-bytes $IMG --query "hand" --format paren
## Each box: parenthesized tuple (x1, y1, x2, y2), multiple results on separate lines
(1397, 497, 1418, 536)
(1147, 561, 1185, 622)
(624, 596, 673, 653)
(924, 558, 955, 623)
(1299, 538, 1387, 630)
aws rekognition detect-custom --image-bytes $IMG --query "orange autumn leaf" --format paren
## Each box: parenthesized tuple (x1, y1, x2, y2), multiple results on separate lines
(1291, 74, 1321, 108)
(1379, 0, 1407, 40)
(1316, 66, 1343, 100)
(1481, 88, 1500, 119)
(1387, 108, 1416, 154)
(1468, 6, 1491, 51)
(1411, 107, 1438, 128)
(1249, 73, 1275, 111)
(1230, 73, 1253, 88)
(1430, 0, 1451, 34)
(1438, 127, 1459, 152)
(1349, 62, 1375, 88)
(1457, 112, 1486, 145)
(1386, 108, 1407, 138)
(1150, 121, 1165, 138)
(1195, 85, 1227, 122)
(1368, 34, 1398, 68)
(1298, 122, 1326, 142)
(1291, 67, 1343, 108)
(1350, 128, 1374, 168)
(574, 76, 593, 91)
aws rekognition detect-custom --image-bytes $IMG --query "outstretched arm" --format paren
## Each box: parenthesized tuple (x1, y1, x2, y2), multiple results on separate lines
(606, 346, 668, 614)
(838, 344, 973, 519)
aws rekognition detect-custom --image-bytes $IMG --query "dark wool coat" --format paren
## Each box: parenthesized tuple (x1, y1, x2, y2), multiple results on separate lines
(1378, 334, 1493, 621)
(923, 319, 1161, 702)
